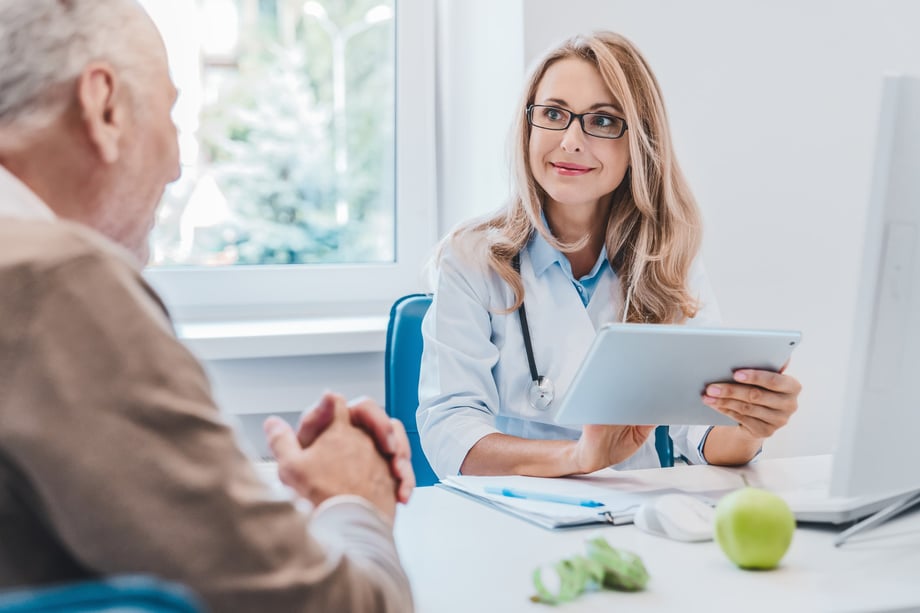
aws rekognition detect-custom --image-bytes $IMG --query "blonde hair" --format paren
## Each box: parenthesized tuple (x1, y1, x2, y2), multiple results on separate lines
(441, 31, 702, 323)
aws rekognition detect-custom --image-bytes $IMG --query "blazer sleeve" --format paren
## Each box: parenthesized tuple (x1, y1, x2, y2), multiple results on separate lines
(4, 249, 413, 613)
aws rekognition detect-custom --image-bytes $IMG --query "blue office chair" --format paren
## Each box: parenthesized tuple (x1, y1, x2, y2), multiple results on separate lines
(0, 575, 202, 612)
(384, 294, 674, 487)
(385, 293, 439, 487)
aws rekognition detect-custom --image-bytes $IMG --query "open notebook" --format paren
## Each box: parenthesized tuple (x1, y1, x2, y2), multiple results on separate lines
(439, 475, 687, 529)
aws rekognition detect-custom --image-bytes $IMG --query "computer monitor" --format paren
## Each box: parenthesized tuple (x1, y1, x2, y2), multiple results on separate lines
(827, 74, 920, 541)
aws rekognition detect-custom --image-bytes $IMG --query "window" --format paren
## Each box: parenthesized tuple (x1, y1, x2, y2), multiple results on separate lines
(142, 0, 436, 321)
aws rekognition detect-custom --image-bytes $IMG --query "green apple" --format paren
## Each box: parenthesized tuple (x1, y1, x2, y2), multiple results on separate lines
(714, 487, 796, 570)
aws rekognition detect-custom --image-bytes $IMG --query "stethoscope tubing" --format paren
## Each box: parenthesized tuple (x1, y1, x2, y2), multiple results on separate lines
(512, 253, 554, 409)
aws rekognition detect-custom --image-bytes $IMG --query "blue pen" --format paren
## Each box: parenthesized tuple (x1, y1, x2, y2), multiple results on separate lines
(483, 486, 605, 508)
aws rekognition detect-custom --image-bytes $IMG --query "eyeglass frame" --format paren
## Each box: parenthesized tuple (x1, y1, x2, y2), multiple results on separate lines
(526, 104, 628, 140)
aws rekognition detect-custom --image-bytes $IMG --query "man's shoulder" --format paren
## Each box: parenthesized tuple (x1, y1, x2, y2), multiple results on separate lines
(0, 218, 138, 280)
(0, 218, 169, 321)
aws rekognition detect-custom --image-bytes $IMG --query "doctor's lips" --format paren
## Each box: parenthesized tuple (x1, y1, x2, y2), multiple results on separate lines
(551, 162, 593, 176)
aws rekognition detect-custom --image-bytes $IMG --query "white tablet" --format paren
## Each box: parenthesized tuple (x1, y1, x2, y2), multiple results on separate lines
(552, 323, 802, 426)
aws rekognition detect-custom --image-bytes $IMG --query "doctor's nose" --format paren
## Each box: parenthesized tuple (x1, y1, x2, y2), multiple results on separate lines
(560, 120, 585, 153)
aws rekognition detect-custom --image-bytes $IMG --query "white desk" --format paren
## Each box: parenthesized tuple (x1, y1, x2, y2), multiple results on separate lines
(393, 456, 920, 613)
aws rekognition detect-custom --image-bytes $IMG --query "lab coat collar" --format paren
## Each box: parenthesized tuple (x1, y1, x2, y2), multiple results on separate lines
(526, 226, 609, 282)
(0, 164, 55, 220)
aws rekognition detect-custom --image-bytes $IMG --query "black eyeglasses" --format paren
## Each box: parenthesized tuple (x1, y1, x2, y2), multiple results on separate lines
(526, 104, 628, 139)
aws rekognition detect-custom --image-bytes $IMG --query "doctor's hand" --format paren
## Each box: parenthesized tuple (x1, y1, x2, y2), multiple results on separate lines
(702, 368, 802, 439)
(264, 394, 399, 522)
(295, 392, 415, 504)
(571, 424, 656, 474)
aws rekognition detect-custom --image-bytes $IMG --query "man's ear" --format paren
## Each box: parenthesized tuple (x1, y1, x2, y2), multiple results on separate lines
(76, 61, 126, 164)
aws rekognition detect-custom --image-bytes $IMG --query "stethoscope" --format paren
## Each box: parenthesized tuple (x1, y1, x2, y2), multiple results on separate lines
(511, 252, 635, 411)
(512, 253, 556, 410)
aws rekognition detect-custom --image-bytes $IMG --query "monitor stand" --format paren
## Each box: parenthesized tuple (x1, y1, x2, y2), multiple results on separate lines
(834, 490, 920, 547)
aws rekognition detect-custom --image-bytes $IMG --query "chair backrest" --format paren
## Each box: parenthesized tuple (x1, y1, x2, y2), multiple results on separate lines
(384, 293, 674, 485)
(0, 575, 202, 613)
(655, 425, 674, 468)
(385, 294, 439, 486)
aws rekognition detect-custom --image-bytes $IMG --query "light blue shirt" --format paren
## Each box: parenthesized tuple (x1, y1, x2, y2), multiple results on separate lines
(529, 230, 608, 307)
(417, 231, 724, 478)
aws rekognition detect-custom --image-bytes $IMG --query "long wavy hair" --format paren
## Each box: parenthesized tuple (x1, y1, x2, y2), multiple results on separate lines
(440, 31, 702, 323)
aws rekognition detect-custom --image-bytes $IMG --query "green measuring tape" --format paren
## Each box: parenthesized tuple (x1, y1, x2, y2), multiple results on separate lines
(531, 537, 649, 605)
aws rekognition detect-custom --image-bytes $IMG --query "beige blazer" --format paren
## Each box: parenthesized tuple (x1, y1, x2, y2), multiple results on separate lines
(0, 218, 413, 612)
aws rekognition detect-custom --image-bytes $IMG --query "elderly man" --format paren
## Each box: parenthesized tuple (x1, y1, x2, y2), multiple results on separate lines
(0, 1, 415, 611)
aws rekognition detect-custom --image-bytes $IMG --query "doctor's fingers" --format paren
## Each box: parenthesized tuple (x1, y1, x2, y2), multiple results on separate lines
(704, 382, 798, 416)
(296, 392, 345, 448)
(719, 408, 780, 439)
(708, 397, 792, 430)
(732, 369, 802, 395)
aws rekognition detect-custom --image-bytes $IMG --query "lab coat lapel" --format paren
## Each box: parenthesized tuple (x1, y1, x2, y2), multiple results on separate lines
(531, 265, 601, 402)
(586, 267, 619, 328)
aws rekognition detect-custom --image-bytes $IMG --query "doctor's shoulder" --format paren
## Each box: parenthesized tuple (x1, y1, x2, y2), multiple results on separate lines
(428, 229, 516, 309)
(432, 229, 500, 281)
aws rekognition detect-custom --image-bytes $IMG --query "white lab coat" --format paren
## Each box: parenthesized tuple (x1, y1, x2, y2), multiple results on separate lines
(417, 230, 723, 478)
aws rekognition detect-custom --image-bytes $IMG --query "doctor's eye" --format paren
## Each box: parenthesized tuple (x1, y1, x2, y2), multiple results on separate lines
(584, 113, 627, 138)
(540, 106, 569, 124)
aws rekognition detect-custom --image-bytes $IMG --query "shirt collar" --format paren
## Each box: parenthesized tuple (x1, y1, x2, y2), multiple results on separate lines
(0, 164, 56, 220)
(526, 222, 609, 282)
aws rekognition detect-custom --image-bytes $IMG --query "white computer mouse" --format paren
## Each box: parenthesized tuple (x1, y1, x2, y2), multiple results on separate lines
(633, 493, 715, 542)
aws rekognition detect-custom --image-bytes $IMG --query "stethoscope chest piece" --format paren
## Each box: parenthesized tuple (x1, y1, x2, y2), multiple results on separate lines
(528, 376, 555, 411)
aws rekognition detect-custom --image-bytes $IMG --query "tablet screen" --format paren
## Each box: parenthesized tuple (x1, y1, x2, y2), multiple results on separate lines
(553, 324, 801, 426)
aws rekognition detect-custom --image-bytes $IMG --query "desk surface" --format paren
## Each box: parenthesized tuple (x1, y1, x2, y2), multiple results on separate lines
(393, 456, 920, 613)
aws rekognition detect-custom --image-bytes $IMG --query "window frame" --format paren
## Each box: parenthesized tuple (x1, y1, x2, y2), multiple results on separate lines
(145, 0, 437, 323)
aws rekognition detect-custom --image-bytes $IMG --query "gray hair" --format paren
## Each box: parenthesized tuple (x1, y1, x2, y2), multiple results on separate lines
(0, 0, 156, 137)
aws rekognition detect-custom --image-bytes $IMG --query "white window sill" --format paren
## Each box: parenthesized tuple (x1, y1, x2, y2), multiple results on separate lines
(176, 316, 389, 361)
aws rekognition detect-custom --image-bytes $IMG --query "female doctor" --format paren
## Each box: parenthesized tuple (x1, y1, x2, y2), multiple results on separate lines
(416, 31, 802, 479)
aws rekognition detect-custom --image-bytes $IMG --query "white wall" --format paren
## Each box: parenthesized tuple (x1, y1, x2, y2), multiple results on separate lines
(205, 353, 385, 417)
(524, 0, 920, 457)
(436, 0, 525, 234)
(208, 1, 920, 460)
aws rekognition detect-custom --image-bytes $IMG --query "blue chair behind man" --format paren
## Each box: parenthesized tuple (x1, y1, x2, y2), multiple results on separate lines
(384, 294, 673, 488)
(0, 575, 202, 613)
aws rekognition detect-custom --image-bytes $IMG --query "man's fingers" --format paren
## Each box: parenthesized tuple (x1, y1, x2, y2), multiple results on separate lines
(264, 416, 302, 463)
(348, 399, 416, 503)
(396, 457, 416, 503)
(389, 418, 412, 461)
(390, 419, 416, 503)
(297, 392, 339, 448)
(348, 396, 397, 455)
